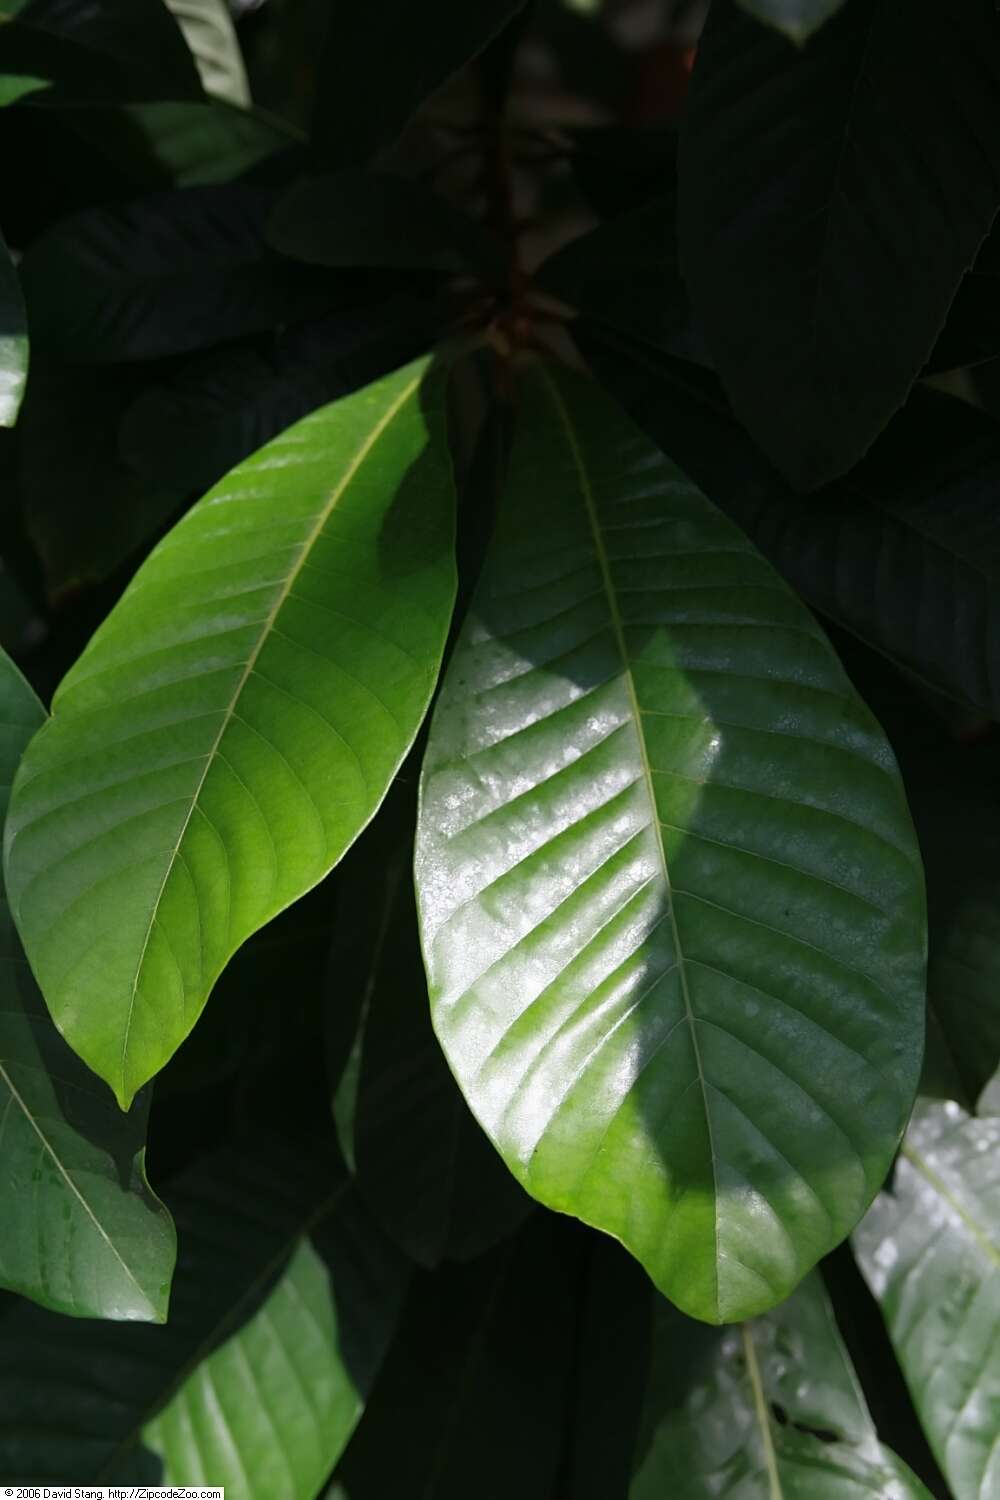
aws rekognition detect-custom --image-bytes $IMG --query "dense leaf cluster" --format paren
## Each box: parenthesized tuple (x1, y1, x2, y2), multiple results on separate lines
(0, 1, 995, 1496)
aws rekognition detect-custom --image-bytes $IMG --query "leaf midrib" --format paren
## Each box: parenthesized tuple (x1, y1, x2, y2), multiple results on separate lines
(118, 371, 423, 1104)
(537, 364, 720, 1314)
(901, 1139, 1000, 1271)
(742, 1321, 783, 1500)
(0, 1050, 157, 1312)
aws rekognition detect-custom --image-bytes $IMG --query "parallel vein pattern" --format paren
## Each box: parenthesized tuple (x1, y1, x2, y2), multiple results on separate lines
(0, 647, 174, 1322)
(630, 1271, 932, 1497)
(5, 358, 456, 1107)
(415, 362, 925, 1323)
(854, 1100, 1000, 1500)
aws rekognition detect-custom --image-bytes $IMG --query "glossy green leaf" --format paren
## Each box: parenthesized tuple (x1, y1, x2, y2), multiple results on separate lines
(352, 850, 530, 1266)
(737, 0, 846, 42)
(679, 0, 1000, 488)
(0, 648, 175, 1322)
(312, 0, 527, 165)
(854, 1100, 1000, 1500)
(631, 1271, 932, 1497)
(19, 184, 337, 363)
(5, 357, 457, 1108)
(268, 171, 501, 276)
(416, 360, 925, 1324)
(165, 0, 250, 108)
(579, 325, 1000, 724)
(0, 1137, 406, 1487)
(0, 230, 27, 427)
(335, 1217, 573, 1499)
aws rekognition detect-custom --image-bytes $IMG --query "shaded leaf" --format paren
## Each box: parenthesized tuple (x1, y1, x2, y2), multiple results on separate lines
(854, 1100, 1000, 1500)
(165, 0, 250, 108)
(117, 297, 440, 503)
(416, 359, 925, 1324)
(0, 73, 48, 104)
(631, 1271, 931, 1496)
(19, 183, 339, 362)
(140, 1201, 405, 1495)
(66, 98, 299, 188)
(353, 852, 530, 1267)
(0, 1136, 405, 1487)
(0, 647, 175, 1322)
(567, 123, 677, 220)
(268, 170, 501, 277)
(738, 0, 846, 42)
(0, 0, 203, 103)
(538, 196, 707, 365)
(312, 0, 527, 165)
(679, 0, 1000, 488)
(579, 325, 1000, 723)
(0, 231, 27, 427)
(335, 1216, 573, 1499)
(6, 358, 457, 1108)
(19, 356, 184, 598)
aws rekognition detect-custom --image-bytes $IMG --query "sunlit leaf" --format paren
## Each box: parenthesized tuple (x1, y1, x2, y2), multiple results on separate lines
(416, 360, 925, 1323)
(6, 358, 457, 1107)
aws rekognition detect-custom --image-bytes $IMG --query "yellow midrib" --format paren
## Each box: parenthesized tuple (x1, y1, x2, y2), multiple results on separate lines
(117, 372, 423, 1103)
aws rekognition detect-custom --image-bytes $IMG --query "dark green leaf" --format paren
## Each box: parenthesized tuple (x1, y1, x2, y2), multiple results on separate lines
(579, 326, 1000, 724)
(312, 0, 528, 165)
(679, 0, 1000, 488)
(6, 358, 457, 1108)
(0, 1137, 406, 1487)
(415, 360, 925, 1323)
(65, 98, 299, 188)
(854, 1100, 1000, 1500)
(19, 184, 338, 362)
(0, 0, 203, 103)
(631, 1271, 931, 1496)
(567, 124, 677, 220)
(0, 231, 27, 427)
(335, 1216, 573, 1499)
(0, 647, 175, 1322)
(352, 857, 530, 1267)
(164, 0, 250, 108)
(737, 0, 847, 42)
(19, 357, 184, 598)
(116, 298, 439, 504)
(268, 171, 502, 277)
(538, 197, 707, 364)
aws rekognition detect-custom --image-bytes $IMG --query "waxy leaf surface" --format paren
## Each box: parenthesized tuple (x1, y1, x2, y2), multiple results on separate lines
(854, 1101, 1000, 1500)
(631, 1272, 931, 1497)
(416, 362, 925, 1322)
(6, 358, 457, 1106)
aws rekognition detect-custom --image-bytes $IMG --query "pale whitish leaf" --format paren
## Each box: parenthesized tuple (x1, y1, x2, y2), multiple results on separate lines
(854, 1100, 1000, 1500)
(0, 231, 27, 427)
(0, 647, 175, 1322)
(165, 0, 251, 107)
(5, 358, 457, 1107)
(631, 1271, 932, 1497)
(416, 360, 925, 1323)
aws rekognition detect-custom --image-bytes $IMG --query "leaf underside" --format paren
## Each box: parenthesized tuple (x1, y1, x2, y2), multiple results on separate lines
(854, 1100, 1000, 1500)
(5, 358, 457, 1107)
(631, 1270, 931, 1497)
(416, 360, 925, 1324)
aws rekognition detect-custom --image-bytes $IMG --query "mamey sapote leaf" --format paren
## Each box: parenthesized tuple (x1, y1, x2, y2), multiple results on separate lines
(5, 358, 457, 1107)
(416, 360, 925, 1323)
